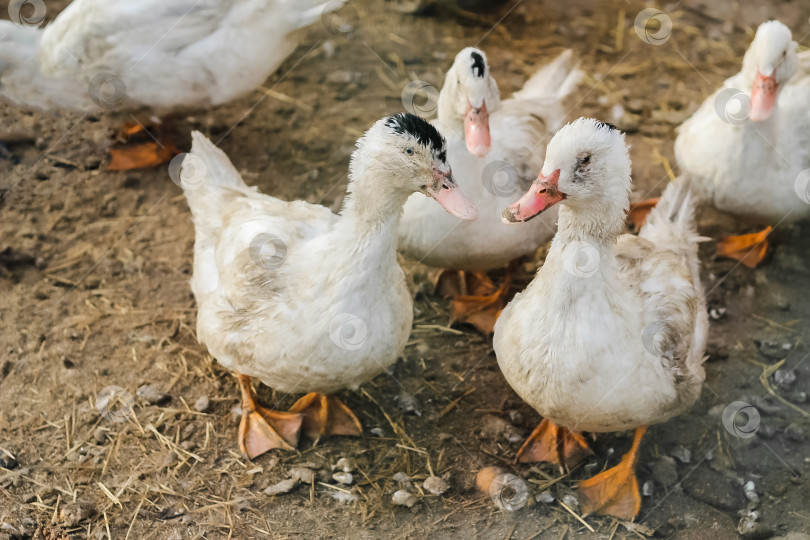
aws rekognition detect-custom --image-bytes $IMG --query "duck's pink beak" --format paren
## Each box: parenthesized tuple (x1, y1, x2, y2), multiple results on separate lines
(502, 169, 565, 224)
(429, 168, 478, 221)
(749, 69, 778, 122)
(464, 101, 490, 157)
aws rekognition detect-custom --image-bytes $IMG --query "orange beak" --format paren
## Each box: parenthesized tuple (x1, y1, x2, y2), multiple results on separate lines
(749, 69, 778, 122)
(502, 169, 565, 224)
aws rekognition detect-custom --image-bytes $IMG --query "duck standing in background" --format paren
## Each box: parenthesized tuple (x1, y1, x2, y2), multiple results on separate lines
(638, 20, 810, 267)
(0, 0, 344, 170)
(495, 119, 708, 519)
(398, 47, 581, 333)
(181, 113, 476, 458)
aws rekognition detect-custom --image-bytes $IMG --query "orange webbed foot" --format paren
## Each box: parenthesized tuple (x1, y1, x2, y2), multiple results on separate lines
(288, 393, 363, 442)
(236, 374, 303, 458)
(716, 226, 772, 268)
(516, 418, 591, 469)
(578, 426, 647, 521)
(438, 266, 516, 335)
(108, 121, 179, 171)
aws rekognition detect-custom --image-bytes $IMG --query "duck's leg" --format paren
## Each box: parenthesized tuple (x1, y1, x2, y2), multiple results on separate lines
(716, 226, 772, 268)
(288, 393, 363, 442)
(236, 373, 304, 458)
(516, 418, 591, 469)
(578, 426, 647, 521)
(108, 117, 180, 171)
(439, 260, 519, 334)
(626, 197, 660, 231)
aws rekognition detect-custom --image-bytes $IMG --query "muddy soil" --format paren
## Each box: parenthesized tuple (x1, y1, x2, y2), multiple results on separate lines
(1, 0, 809, 538)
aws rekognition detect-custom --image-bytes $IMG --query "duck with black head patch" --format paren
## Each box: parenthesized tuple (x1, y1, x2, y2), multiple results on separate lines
(398, 47, 582, 333)
(181, 113, 476, 458)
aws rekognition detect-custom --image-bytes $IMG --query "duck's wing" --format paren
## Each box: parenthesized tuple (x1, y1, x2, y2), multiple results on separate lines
(492, 50, 583, 184)
(615, 179, 708, 387)
(182, 132, 337, 307)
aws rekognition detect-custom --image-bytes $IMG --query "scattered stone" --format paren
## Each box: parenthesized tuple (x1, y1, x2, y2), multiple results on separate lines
(288, 467, 316, 484)
(743, 481, 759, 503)
(94, 428, 107, 445)
(392, 489, 418, 508)
(335, 457, 355, 473)
(332, 472, 353, 485)
(755, 340, 787, 361)
(709, 307, 727, 321)
(784, 424, 806, 442)
(773, 370, 796, 389)
(479, 415, 523, 443)
(136, 384, 170, 405)
(263, 478, 298, 496)
(682, 466, 745, 511)
(423, 476, 449, 496)
(369, 427, 385, 437)
(393, 472, 413, 489)
(536, 490, 554, 504)
(642, 480, 654, 497)
(330, 491, 358, 503)
(651, 456, 679, 488)
(180, 440, 196, 451)
(194, 395, 210, 412)
(395, 390, 421, 416)
(561, 493, 580, 511)
(507, 410, 523, 425)
(738, 516, 772, 539)
(59, 501, 97, 527)
(671, 445, 692, 464)
(231, 406, 242, 423)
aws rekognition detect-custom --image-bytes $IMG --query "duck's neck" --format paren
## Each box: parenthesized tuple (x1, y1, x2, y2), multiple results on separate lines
(337, 170, 407, 263)
(554, 198, 627, 245)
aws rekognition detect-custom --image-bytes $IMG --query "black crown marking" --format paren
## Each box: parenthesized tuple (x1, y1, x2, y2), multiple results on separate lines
(594, 121, 619, 133)
(385, 113, 445, 157)
(470, 51, 485, 78)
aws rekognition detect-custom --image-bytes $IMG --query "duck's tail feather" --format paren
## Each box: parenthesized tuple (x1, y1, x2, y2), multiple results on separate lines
(639, 177, 708, 248)
(511, 49, 583, 103)
(181, 131, 249, 217)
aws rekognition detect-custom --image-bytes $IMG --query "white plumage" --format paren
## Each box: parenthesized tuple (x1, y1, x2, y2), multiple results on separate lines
(675, 20, 810, 224)
(494, 119, 708, 433)
(0, 0, 338, 112)
(398, 48, 582, 270)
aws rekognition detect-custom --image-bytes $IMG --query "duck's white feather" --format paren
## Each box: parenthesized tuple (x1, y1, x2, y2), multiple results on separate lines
(398, 50, 581, 270)
(0, 0, 339, 112)
(184, 131, 412, 395)
(675, 21, 810, 224)
(495, 120, 707, 433)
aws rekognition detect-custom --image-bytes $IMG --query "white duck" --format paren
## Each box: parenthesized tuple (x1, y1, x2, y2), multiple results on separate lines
(672, 20, 810, 267)
(495, 119, 708, 520)
(0, 0, 342, 169)
(182, 113, 476, 458)
(397, 47, 581, 332)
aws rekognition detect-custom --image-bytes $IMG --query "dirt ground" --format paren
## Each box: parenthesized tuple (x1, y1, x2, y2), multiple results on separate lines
(2, 0, 810, 538)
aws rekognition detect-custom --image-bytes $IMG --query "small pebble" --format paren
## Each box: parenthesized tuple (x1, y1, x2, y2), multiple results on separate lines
(331, 491, 358, 503)
(59, 501, 96, 527)
(194, 395, 210, 412)
(335, 457, 355, 472)
(738, 516, 772, 539)
(773, 369, 796, 389)
(536, 490, 554, 504)
(263, 478, 298, 496)
(393, 472, 412, 488)
(784, 424, 807, 442)
(423, 476, 449, 496)
(370, 427, 385, 437)
(642, 480, 654, 497)
(136, 384, 171, 405)
(392, 489, 418, 508)
(743, 481, 759, 503)
(709, 307, 727, 321)
(561, 494, 580, 511)
(395, 390, 421, 416)
(94, 428, 107, 445)
(332, 472, 353, 485)
(288, 467, 316, 484)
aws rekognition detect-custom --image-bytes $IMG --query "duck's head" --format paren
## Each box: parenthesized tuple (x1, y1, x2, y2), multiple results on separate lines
(351, 113, 477, 220)
(438, 47, 501, 157)
(502, 118, 630, 224)
(741, 20, 798, 122)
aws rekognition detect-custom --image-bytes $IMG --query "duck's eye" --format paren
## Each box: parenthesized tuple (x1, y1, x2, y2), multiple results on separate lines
(405, 147, 415, 156)
(580, 154, 591, 165)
